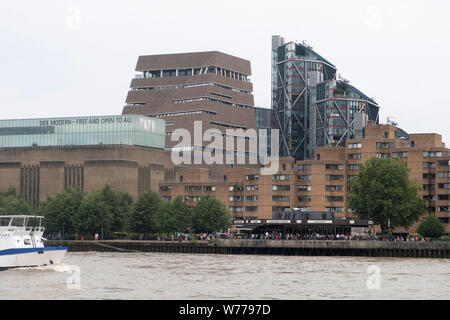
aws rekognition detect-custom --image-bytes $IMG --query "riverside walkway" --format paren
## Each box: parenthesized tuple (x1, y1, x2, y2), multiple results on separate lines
(45, 239, 450, 258)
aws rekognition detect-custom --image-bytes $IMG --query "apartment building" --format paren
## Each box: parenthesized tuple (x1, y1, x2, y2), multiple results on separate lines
(159, 121, 450, 234)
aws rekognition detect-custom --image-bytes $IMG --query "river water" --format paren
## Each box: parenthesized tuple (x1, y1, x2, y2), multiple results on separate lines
(1, 252, 449, 300)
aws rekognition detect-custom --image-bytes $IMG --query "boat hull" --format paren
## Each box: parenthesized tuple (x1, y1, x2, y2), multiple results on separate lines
(0, 247, 67, 269)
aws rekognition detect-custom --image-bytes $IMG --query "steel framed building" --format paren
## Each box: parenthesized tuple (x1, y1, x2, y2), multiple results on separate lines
(271, 35, 380, 160)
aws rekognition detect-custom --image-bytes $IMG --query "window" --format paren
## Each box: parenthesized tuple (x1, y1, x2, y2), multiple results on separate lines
(348, 143, 362, 149)
(229, 206, 243, 213)
(272, 196, 290, 202)
(438, 183, 450, 189)
(245, 206, 258, 212)
(272, 185, 291, 191)
(438, 218, 449, 224)
(298, 185, 312, 191)
(229, 196, 243, 202)
(325, 164, 344, 170)
(245, 175, 259, 181)
(298, 175, 311, 181)
(424, 184, 436, 191)
(159, 186, 172, 192)
(438, 195, 450, 201)
(246, 195, 259, 201)
(376, 153, 390, 158)
(423, 173, 436, 179)
(148, 70, 161, 78)
(392, 152, 408, 158)
(273, 174, 291, 181)
(178, 68, 192, 76)
(203, 186, 216, 192)
(162, 69, 176, 77)
(437, 172, 450, 178)
(246, 185, 259, 191)
(348, 164, 360, 171)
(326, 207, 344, 213)
(325, 185, 344, 191)
(424, 151, 442, 158)
(298, 164, 311, 170)
(423, 162, 436, 169)
(326, 196, 344, 202)
(185, 186, 202, 192)
(184, 196, 201, 202)
(298, 196, 311, 202)
(326, 175, 344, 181)
(162, 196, 171, 201)
(207, 66, 216, 74)
(229, 185, 244, 191)
(348, 153, 361, 160)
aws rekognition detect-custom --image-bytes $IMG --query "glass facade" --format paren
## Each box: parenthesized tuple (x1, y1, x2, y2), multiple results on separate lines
(0, 115, 165, 149)
(272, 36, 380, 160)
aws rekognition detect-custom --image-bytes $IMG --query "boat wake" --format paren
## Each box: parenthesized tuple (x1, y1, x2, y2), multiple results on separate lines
(11, 263, 72, 273)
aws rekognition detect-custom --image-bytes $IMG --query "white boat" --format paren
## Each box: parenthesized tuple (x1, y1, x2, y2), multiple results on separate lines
(0, 215, 67, 270)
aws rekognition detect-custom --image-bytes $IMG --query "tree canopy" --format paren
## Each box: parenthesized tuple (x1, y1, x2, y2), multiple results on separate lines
(192, 197, 231, 234)
(39, 187, 84, 234)
(71, 185, 133, 237)
(0, 186, 33, 215)
(128, 190, 161, 238)
(153, 196, 192, 235)
(417, 216, 445, 238)
(348, 157, 427, 234)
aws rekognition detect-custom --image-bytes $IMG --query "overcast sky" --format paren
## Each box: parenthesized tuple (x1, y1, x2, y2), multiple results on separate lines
(1, 0, 449, 145)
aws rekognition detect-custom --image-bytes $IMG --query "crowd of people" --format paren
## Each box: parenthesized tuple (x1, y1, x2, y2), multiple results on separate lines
(218, 232, 430, 242)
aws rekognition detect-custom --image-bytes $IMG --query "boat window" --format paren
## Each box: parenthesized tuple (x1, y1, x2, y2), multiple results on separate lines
(0, 218, 10, 226)
(10, 217, 26, 227)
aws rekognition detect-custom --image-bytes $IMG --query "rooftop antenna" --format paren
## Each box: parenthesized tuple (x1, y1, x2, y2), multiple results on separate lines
(387, 117, 398, 126)
(302, 40, 313, 49)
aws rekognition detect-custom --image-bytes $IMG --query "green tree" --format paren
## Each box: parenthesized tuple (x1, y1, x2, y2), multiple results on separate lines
(153, 196, 192, 235)
(72, 191, 111, 237)
(0, 186, 33, 215)
(417, 216, 445, 238)
(192, 197, 231, 234)
(96, 185, 133, 232)
(128, 191, 161, 239)
(72, 186, 133, 238)
(348, 157, 427, 234)
(38, 187, 84, 236)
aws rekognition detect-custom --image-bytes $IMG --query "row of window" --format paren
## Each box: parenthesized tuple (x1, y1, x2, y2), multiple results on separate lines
(423, 151, 442, 158)
(376, 142, 395, 149)
(173, 96, 253, 109)
(347, 143, 362, 149)
(131, 81, 251, 94)
(151, 110, 217, 118)
(229, 206, 258, 213)
(424, 184, 450, 190)
(423, 195, 450, 201)
(137, 66, 249, 83)
(437, 172, 450, 178)
(271, 196, 346, 202)
(168, 184, 348, 194)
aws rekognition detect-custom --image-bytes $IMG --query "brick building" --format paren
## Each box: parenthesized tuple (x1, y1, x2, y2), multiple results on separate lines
(159, 121, 450, 234)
